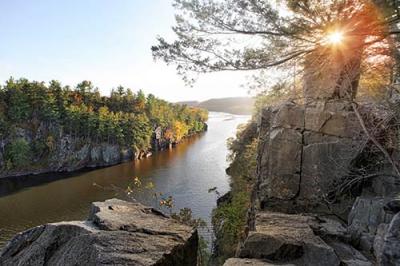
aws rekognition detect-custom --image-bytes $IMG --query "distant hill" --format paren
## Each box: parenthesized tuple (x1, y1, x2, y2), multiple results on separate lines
(178, 97, 254, 115)
(178, 101, 200, 106)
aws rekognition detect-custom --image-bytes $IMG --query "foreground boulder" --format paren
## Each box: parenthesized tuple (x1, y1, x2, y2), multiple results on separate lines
(0, 199, 198, 266)
(235, 211, 373, 266)
(238, 211, 339, 265)
(224, 258, 296, 265)
(230, 195, 400, 265)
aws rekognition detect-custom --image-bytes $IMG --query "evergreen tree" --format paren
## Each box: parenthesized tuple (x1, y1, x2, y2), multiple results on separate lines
(152, 0, 400, 98)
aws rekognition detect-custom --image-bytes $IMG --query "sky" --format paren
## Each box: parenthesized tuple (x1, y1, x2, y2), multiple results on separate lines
(0, 0, 251, 102)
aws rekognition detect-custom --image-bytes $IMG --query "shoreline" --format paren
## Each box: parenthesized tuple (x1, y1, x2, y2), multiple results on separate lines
(0, 130, 207, 198)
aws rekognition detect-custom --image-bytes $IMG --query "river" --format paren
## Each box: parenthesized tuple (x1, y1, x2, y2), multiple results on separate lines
(0, 112, 250, 247)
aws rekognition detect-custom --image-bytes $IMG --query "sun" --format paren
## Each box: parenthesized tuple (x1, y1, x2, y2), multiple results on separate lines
(326, 31, 344, 45)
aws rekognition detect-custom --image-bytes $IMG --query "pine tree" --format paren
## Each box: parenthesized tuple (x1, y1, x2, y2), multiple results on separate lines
(152, 0, 400, 99)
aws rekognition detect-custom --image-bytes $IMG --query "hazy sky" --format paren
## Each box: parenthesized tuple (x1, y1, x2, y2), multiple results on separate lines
(0, 0, 251, 102)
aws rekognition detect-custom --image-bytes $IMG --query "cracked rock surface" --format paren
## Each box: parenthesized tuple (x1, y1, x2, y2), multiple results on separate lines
(236, 211, 372, 266)
(258, 100, 365, 211)
(0, 199, 198, 266)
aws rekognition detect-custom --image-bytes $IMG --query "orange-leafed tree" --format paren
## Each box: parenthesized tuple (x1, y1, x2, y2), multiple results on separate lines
(173, 121, 189, 142)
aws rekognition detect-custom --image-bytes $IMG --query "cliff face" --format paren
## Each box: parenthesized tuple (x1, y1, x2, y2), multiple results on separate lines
(226, 98, 400, 265)
(257, 100, 365, 212)
(0, 123, 205, 178)
(0, 199, 198, 266)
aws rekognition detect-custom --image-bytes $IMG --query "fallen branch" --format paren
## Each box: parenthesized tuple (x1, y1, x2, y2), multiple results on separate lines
(337, 173, 400, 194)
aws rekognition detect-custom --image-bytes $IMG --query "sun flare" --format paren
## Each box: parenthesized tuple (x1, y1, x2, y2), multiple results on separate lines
(326, 31, 344, 45)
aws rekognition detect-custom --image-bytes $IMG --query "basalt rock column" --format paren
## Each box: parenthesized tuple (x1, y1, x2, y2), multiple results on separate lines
(257, 101, 365, 211)
(257, 36, 367, 211)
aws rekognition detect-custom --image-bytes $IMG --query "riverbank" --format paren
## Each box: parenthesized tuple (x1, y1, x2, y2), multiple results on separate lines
(0, 127, 207, 180)
(0, 113, 248, 248)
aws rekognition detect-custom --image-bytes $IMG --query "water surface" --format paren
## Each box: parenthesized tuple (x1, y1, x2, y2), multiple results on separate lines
(0, 112, 249, 246)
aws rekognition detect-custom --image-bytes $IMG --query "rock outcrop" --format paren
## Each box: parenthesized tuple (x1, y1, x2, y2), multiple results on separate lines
(258, 100, 365, 212)
(238, 211, 341, 265)
(228, 205, 400, 265)
(235, 210, 375, 266)
(380, 212, 400, 265)
(0, 119, 206, 179)
(227, 97, 400, 265)
(0, 199, 198, 266)
(348, 197, 394, 252)
(0, 135, 148, 179)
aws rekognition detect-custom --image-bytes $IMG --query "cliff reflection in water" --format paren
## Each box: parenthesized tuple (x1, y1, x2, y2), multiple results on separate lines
(0, 112, 250, 247)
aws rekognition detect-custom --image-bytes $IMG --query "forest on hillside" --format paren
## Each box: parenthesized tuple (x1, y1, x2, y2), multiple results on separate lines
(0, 78, 208, 174)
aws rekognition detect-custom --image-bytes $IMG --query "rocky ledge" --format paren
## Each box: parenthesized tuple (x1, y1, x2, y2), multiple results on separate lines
(223, 98, 400, 265)
(225, 200, 400, 266)
(0, 199, 198, 266)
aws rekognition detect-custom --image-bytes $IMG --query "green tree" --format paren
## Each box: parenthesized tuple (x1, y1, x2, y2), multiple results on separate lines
(49, 80, 66, 120)
(76, 80, 94, 106)
(5, 78, 31, 123)
(135, 89, 146, 113)
(5, 139, 31, 168)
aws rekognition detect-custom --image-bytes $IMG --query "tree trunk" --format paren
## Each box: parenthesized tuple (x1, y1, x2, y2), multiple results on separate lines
(303, 36, 365, 102)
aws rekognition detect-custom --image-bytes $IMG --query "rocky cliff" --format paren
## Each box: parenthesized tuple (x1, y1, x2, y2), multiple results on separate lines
(224, 98, 400, 265)
(257, 100, 366, 212)
(0, 123, 204, 179)
(0, 199, 198, 266)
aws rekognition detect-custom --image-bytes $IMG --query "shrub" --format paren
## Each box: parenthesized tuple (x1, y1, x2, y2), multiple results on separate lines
(211, 121, 258, 264)
(5, 138, 31, 168)
(32, 139, 47, 158)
